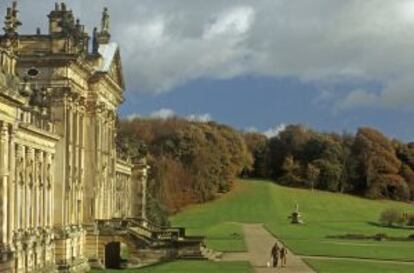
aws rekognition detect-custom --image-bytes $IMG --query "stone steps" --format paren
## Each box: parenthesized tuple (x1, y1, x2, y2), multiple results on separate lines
(201, 247, 224, 261)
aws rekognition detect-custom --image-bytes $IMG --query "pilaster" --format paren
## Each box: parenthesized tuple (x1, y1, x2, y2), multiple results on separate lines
(35, 150, 44, 231)
(46, 152, 53, 228)
(7, 126, 15, 248)
(26, 147, 35, 230)
(15, 144, 24, 231)
(0, 122, 9, 248)
(141, 172, 148, 220)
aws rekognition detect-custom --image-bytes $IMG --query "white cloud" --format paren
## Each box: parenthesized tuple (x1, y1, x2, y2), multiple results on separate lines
(339, 89, 380, 109)
(243, 124, 287, 138)
(124, 17, 167, 50)
(147, 109, 212, 122)
(186, 113, 213, 123)
(339, 76, 414, 110)
(149, 108, 176, 119)
(244, 127, 259, 133)
(12, 0, 414, 108)
(264, 124, 287, 138)
(313, 90, 336, 106)
(204, 6, 255, 38)
(126, 113, 141, 120)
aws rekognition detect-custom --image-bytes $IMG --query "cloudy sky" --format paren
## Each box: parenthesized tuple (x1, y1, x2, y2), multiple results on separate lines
(12, 0, 414, 141)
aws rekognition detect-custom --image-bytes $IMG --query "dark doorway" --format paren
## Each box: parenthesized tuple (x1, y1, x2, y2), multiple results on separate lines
(105, 242, 121, 269)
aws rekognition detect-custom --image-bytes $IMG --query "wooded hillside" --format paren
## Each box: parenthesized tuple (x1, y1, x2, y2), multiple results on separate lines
(117, 118, 414, 224)
(245, 125, 414, 202)
(117, 117, 252, 224)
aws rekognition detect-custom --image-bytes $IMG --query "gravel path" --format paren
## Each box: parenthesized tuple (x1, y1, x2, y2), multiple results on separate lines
(222, 224, 316, 273)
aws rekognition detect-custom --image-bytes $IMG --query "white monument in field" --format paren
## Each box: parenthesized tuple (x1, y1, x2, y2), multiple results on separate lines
(290, 203, 304, 224)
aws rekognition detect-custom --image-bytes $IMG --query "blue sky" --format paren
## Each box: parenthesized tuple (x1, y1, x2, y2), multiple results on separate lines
(15, 0, 414, 141)
(120, 76, 414, 141)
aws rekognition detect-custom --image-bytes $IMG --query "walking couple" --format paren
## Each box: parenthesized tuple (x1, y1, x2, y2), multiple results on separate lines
(270, 242, 287, 269)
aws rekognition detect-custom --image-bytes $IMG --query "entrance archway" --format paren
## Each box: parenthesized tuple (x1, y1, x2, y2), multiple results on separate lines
(105, 242, 121, 269)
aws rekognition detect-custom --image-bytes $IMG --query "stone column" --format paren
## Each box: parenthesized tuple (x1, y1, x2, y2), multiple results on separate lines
(123, 175, 127, 217)
(116, 174, 121, 218)
(102, 118, 107, 219)
(24, 146, 29, 230)
(119, 175, 123, 217)
(68, 104, 74, 225)
(37, 151, 44, 229)
(16, 144, 24, 230)
(78, 111, 85, 226)
(43, 153, 48, 228)
(141, 167, 148, 220)
(64, 102, 71, 226)
(41, 153, 46, 228)
(8, 127, 15, 245)
(0, 122, 9, 246)
(46, 153, 53, 228)
(106, 119, 110, 219)
(26, 148, 35, 229)
(124, 175, 127, 218)
(35, 150, 43, 230)
(98, 117, 103, 219)
(73, 107, 79, 225)
(127, 175, 132, 217)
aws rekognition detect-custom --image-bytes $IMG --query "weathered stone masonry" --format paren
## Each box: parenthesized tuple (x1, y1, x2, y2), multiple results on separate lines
(0, 3, 204, 273)
(0, 3, 149, 273)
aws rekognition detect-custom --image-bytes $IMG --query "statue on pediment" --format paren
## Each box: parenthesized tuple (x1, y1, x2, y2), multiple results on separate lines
(101, 7, 110, 33)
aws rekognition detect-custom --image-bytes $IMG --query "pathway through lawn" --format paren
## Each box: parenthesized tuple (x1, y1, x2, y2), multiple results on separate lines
(222, 224, 316, 273)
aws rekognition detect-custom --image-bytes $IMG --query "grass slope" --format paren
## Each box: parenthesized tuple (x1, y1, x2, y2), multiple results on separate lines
(172, 180, 414, 261)
(305, 259, 414, 273)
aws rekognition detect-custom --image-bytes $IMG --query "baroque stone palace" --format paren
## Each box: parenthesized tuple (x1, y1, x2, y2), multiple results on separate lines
(0, 3, 203, 273)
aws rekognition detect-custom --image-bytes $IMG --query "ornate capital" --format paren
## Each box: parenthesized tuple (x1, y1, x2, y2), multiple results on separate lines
(35, 150, 44, 161)
(0, 122, 9, 139)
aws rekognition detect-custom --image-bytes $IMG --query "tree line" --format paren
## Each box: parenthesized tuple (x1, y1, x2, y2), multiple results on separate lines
(244, 124, 414, 202)
(117, 118, 414, 224)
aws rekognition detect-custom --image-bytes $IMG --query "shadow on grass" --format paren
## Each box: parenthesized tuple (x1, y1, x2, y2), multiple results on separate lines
(136, 260, 172, 270)
(367, 221, 414, 230)
(206, 234, 243, 240)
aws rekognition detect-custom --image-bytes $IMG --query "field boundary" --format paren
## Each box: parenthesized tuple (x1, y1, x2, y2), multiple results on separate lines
(301, 255, 414, 265)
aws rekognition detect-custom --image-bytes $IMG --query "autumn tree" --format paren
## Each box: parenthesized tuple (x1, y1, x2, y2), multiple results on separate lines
(353, 128, 409, 201)
(243, 132, 269, 178)
(118, 117, 253, 214)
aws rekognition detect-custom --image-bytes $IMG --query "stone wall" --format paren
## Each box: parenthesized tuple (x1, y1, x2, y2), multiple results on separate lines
(0, 3, 148, 273)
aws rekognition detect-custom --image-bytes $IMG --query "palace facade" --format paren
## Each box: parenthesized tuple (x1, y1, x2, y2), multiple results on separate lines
(0, 3, 154, 273)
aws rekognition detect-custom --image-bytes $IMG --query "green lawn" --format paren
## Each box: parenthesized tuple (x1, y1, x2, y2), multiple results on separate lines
(91, 261, 252, 273)
(98, 180, 414, 273)
(172, 180, 414, 261)
(200, 222, 246, 252)
(305, 259, 414, 273)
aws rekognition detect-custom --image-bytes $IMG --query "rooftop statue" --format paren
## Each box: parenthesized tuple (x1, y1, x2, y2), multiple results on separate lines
(102, 7, 110, 33)
(3, 1, 21, 37)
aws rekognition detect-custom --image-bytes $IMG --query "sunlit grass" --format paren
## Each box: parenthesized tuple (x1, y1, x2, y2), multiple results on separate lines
(172, 180, 414, 260)
(305, 259, 414, 273)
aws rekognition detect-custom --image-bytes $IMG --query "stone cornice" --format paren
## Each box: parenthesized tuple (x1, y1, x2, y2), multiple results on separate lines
(17, 123, 60, 144)
(89, 72, 124, 104)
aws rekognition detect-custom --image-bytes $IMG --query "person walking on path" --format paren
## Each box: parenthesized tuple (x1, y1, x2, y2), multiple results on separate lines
(280, 245, 288, 268)
(271, 242, 280, 268)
